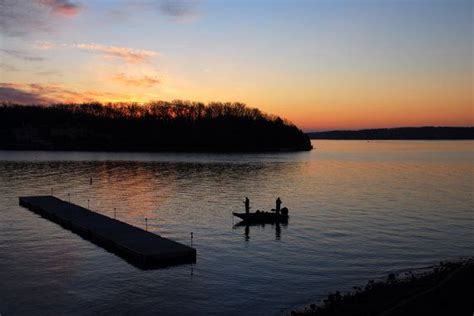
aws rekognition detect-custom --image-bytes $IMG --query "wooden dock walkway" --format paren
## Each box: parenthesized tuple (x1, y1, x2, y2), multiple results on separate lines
(19, 196, 196, 269)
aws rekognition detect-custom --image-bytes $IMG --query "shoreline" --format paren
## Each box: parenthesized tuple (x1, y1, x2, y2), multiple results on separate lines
(307, 127, 474, 140)
(290, 257, 474, 315)
(0, 144, 313, 153)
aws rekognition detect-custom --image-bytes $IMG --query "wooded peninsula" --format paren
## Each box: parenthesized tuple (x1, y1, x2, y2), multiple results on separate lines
(308, 127, 474, 140)
(0, 101, 312, 152)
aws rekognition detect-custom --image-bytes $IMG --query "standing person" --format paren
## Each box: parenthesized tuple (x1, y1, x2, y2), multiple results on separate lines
(276, 197, 282, 214)
(244, 197, 250, 214)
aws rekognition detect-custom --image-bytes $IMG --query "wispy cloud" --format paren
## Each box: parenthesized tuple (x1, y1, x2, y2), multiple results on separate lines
(0, 63, 19, 72)
(0, 49, 44, 61)
(0, 0, 82, 37)
(33, 41, 56, 50)
(0, 1, 47, 37)
(0, 82, 128, 104)
(36, 70, 62, 76)
(113, 73, 161, 87)
(158, 0, 200, 20)
(37, 0, 82, 16)
(108, 1, 201, 23)
(75, 43, 158, 64)
(30, 41, 158, 65)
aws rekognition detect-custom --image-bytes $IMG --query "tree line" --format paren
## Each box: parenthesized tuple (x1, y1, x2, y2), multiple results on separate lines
(307, 127, 474, 140)
(0, 101, 312, 152)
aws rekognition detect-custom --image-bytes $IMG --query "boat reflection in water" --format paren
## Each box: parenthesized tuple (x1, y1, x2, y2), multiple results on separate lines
(233, 220, 288, 241)
(232, 200, 289, 241)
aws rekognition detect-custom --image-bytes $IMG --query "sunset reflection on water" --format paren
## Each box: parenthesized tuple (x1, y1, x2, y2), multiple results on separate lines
(0, 140, 472, 315)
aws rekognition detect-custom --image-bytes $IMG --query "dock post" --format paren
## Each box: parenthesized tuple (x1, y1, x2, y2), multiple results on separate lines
(145, 217, 148, 231)
(191, 232, 193, 246)
(87, 199, 90, 209)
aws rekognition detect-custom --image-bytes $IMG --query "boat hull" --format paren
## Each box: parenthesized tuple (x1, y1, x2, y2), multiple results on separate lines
(232, 212, 288, 223)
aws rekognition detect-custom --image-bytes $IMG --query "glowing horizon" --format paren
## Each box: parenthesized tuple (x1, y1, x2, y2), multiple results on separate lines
(1, 0, 472, 131)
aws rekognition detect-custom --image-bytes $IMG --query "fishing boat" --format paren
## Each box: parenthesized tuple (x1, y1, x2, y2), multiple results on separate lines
(233, 207, 289, 223)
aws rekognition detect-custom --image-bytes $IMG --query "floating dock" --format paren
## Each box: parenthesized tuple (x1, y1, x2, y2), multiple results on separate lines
(19, 196, 196, 269)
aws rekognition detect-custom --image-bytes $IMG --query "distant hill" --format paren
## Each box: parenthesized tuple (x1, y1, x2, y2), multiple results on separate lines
(307, 127, 474, 140)
(0, 102, 312, 152)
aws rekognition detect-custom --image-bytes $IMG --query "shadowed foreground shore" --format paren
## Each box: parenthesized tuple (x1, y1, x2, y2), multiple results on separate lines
(292, 258, 474, 316)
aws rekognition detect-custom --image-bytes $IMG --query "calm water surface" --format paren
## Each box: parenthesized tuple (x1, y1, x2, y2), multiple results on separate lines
(0, 140, 473, 315)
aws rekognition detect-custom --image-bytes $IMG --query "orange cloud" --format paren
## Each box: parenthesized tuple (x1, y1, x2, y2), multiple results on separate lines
(75, 43, 158, 64)
(37, 0, 82, 17)
(113, 73, 161, 87)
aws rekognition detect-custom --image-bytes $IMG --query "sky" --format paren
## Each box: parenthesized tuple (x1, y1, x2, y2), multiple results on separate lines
(0, 0, 472, 131)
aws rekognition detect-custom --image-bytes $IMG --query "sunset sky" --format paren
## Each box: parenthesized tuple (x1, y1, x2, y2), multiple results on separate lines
(0, 0, 472, 131)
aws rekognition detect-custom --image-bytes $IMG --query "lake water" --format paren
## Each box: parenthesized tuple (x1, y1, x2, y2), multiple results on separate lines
(0, 140, 473, 315)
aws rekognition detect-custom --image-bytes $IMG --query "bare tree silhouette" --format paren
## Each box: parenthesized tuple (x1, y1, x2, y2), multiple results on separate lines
(0, 101, 313, 152)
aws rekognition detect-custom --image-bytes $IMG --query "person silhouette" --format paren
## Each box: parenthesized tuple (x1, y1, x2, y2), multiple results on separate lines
(276, 197, 282, 214)
(244, 197, 250, 214)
